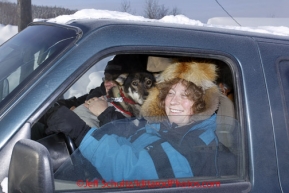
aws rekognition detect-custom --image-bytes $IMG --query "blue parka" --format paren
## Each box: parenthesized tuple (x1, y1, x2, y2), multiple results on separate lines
(79, 114, 218, 181)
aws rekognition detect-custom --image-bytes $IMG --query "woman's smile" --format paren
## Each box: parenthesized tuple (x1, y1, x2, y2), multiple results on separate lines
(169, 108, 183, 113)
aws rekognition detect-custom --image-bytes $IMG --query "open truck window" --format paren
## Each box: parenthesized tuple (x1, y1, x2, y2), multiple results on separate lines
(31, 53, 244, 192)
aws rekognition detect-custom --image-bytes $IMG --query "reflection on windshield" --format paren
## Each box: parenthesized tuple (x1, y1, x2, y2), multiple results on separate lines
(0, 24, 78, 101)
(54, 115, 242, 190)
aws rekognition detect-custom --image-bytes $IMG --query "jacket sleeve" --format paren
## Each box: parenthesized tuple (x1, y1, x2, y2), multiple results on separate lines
(79, 128, 159, 181)
(39, 96, 87, 126)
(86, 82, 106, 100)
(97, 106, 126, 127)
(56, 83, 105, 109)
(55, 96, 86, 109)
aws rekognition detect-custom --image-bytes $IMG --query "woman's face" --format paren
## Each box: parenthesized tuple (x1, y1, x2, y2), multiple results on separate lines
(165, 82, 194, 126)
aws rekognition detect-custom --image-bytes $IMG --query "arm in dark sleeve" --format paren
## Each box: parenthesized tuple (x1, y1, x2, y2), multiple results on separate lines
(75, 94, 88, 105)
(56, 82, 106, 109)
(86, 82, 106, 100)
(55, 95, 87, 109)
(39, 94, 87, 126)
(56, 82, 106, 108)
(97, 106, 126, 127)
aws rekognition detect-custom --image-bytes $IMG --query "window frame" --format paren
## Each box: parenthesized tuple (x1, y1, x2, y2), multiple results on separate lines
(46, 49, 248, 192)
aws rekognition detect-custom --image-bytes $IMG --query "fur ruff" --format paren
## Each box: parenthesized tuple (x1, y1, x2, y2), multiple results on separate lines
(141, 61, 220, 123)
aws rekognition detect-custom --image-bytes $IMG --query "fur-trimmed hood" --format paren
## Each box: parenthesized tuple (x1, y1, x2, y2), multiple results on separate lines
(141, 60, 220, 123)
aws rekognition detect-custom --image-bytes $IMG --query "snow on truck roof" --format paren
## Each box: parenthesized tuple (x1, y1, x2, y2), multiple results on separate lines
(44, 9, 289, 37)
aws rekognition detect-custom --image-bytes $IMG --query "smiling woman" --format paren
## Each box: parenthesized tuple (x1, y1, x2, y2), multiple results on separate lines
(164, 81, 197, 126)
(142, 59, 219, 122)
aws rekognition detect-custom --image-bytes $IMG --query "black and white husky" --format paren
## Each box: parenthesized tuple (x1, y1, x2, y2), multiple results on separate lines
(108, 72, 157, 118)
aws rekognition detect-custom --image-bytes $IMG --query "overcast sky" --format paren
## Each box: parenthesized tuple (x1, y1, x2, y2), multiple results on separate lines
(8, 0, 289, 23)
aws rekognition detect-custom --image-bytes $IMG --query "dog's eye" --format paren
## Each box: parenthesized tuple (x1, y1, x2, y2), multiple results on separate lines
(146, 80, 152, 86)
(132, 81, 138, 86)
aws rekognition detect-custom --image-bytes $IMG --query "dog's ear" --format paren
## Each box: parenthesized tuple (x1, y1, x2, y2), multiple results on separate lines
(115, 73, 128, 86)
(153, 72, 161, 82)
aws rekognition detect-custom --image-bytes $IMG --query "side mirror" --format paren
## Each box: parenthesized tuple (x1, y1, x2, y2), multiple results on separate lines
(8, 139, 54, 193)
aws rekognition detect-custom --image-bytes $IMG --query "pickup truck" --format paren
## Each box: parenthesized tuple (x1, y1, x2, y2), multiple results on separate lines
(0, 18, 288, 193)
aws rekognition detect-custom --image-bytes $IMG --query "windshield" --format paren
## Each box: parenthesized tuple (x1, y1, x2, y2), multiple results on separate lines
(0, 24, 78, 102)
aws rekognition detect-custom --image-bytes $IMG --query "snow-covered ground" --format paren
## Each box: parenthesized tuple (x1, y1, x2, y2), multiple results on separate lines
(48, 9, 289, 36)
(0, 24, 17, 45)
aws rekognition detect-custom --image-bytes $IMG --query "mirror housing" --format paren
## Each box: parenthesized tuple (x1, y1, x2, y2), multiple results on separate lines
(8, 139, 54, 193)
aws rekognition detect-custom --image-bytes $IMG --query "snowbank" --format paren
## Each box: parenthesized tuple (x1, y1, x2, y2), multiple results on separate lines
(47, 9, 289, 36)
(0, 24, 18, 45)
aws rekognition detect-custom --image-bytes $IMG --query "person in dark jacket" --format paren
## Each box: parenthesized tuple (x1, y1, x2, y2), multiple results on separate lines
(60, 54, 149, 128)
(31, 54, 149, 140)
(46, 59, 221, 181)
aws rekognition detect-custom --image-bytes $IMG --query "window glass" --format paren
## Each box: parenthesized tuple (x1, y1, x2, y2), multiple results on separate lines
(53, 115, 242, 191)
(63, 56, 113, 99)
(34, 54, 243, 191)
(0, 24, 78, 101)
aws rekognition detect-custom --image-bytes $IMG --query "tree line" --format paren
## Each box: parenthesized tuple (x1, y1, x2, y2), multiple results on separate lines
(0, 1, 77, 25)
(121, 0, 180, 19)
(0, 0, 180, 26)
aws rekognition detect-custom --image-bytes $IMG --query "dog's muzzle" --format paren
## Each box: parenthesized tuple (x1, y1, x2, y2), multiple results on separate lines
(106, 97, 123, 103)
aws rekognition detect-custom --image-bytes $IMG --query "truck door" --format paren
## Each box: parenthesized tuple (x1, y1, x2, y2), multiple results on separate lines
(257, 39, 289, 193)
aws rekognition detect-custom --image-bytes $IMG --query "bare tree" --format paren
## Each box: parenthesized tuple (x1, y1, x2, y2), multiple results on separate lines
(144, 0, 158, 19)
(120, 0, 130, 12)
(170, 7, 180, 16)
(144, 0, 181, 19)
(158, 4, 169, 18)
(120, 0, 136, 14)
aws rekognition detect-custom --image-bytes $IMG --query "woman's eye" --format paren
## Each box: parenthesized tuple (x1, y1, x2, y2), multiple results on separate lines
(181, 94, 188, 98)
(168, 92, 174, 96)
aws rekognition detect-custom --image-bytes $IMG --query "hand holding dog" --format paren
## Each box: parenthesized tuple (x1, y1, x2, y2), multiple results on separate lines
(86, 97, 108, 116)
